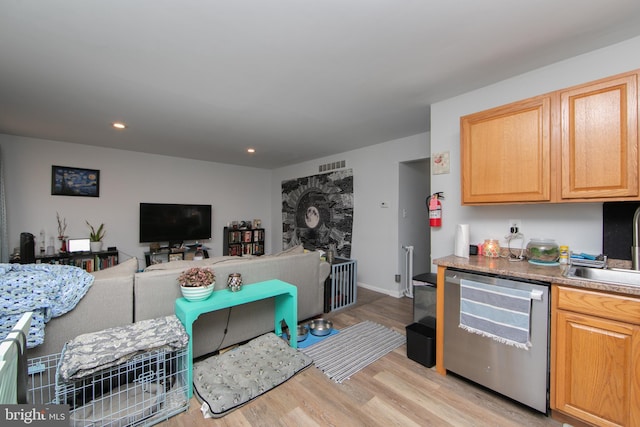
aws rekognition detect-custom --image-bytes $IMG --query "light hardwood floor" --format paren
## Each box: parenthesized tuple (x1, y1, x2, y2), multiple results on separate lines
(162, 288, 562, 426)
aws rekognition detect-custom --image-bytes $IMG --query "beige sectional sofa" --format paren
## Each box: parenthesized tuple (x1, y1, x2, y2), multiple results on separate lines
(27, 247, 330, 359)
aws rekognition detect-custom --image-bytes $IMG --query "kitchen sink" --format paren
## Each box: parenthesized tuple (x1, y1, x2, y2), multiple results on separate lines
(565, 266, 640, 287)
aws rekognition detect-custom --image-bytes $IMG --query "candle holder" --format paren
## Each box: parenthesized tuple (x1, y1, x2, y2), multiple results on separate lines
(483, 239, 501, 258)
(227, 273, 243, 292)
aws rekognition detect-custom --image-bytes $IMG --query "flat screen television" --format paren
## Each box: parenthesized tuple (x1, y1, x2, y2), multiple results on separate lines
(139, 203, 212, 243)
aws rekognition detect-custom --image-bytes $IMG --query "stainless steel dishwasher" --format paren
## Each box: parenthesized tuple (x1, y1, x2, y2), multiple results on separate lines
(444, 269, 550, 414)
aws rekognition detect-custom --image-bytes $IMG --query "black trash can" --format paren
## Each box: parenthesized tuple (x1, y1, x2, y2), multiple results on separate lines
(407, 272, 437, 368)
(412, 273, 437, 327)
(405, 322, 436, 368)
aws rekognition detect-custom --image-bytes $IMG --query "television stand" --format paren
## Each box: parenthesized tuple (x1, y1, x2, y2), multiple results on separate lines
(36, 250, 119, 272)
(168, 240, 183, 249)
(144, 247, 209, 267)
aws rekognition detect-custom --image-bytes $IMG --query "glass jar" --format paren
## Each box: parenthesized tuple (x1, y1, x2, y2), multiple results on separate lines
(559, 245, 569, 264)
(526, 239, 560, 263)
(227, 273, 243, 292)
(483, 239, 501, 258)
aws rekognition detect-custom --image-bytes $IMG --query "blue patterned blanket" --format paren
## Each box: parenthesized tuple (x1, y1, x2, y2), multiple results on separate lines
(0, 263, 94, 348)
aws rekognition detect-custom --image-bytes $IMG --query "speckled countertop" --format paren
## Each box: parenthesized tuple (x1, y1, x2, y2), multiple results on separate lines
(434, 255, 640, 297)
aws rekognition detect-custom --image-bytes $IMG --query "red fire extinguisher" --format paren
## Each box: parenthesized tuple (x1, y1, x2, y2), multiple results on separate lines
(426, 192, 444, 227)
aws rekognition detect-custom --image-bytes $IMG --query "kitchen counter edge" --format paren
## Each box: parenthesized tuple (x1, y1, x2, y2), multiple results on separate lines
(434, 255, 640, 297)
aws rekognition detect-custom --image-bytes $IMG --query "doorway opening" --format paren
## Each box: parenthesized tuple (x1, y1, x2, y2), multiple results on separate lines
(398, 159, 430, 296)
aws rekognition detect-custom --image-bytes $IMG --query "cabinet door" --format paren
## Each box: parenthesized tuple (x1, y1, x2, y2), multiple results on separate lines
(560, 72, 638, 200)
(461, 95, 551, 204)
(555, 310, 639, 427)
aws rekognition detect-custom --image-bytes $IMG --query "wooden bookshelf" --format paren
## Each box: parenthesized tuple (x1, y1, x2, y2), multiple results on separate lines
(35, 250, 119, 272)
(223, 227, 265, 256)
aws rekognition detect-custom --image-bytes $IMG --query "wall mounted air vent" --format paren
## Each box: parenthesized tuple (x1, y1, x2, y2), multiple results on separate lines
(319, 160, 346, 173)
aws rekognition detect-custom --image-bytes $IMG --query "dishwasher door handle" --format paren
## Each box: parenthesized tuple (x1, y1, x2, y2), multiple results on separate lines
(531, 289, 543, 301)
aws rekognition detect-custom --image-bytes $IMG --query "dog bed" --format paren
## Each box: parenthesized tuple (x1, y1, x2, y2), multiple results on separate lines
(193, 332, 312, 418)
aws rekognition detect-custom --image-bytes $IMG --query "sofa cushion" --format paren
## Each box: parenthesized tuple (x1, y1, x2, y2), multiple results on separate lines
(271, 244, 305, 257)
(134, 250, 327, 358)
(143, 256, 250, 272)
(27, 258, 136, 359)
(90, 257, 139, 279)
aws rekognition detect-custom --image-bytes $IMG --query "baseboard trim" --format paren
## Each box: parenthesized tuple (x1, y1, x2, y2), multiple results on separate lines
(357, 282, 404, 298)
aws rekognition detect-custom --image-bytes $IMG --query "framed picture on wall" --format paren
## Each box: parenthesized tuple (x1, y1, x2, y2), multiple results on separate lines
(51, 165, 100, 197)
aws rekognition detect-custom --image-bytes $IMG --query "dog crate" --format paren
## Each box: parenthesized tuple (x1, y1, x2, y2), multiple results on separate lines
(27, 353, 60, 405)
(324, 258, 357, 312)
(28, 347, 189, 427)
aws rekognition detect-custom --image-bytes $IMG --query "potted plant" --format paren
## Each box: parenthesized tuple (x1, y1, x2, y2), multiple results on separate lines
(177, 267, 216, 301)
(86, 220, 106, 252)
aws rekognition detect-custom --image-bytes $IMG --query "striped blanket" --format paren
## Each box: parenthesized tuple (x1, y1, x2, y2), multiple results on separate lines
(459, 279, 533, 350)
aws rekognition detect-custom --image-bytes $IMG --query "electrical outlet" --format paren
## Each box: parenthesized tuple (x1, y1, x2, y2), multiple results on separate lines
(508, 219, 522, 234)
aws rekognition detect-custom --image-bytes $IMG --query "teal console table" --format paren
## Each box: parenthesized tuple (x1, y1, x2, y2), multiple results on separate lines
(175, 279, 298, 397)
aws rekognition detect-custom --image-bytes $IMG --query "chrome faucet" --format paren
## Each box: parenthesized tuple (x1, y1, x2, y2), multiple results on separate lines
(633, 206, 640, 270)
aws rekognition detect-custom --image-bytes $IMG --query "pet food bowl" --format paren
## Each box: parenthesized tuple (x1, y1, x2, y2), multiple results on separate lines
(297, 324, 309, 342)
(308, 319, 333, 336)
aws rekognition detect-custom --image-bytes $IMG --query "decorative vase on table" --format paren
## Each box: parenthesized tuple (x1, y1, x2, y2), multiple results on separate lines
(180, 283, 215, 301)
(227, 273, 243, 292)
(178, 267, 216, 301)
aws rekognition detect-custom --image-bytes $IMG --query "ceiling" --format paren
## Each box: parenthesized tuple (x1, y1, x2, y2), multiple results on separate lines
(2, 1, 640, 169)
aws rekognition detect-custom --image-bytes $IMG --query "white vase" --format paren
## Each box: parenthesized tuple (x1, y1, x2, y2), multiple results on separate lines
(90, 241, 103, 252)
(180, 283, 215, 301)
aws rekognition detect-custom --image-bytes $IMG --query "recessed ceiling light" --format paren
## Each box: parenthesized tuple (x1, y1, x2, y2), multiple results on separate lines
(247, 148, 256, 153)
(112, 122, 126, 129)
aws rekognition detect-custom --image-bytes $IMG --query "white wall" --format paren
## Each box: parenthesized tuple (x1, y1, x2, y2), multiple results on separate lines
(271, 132, 429, 296)
(430, 36, 640, 270)
(398, 159, 430, 284)
(7, 36, 638, 285)
(0, 134, 272, 267)
(0, 131, 429, 294)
